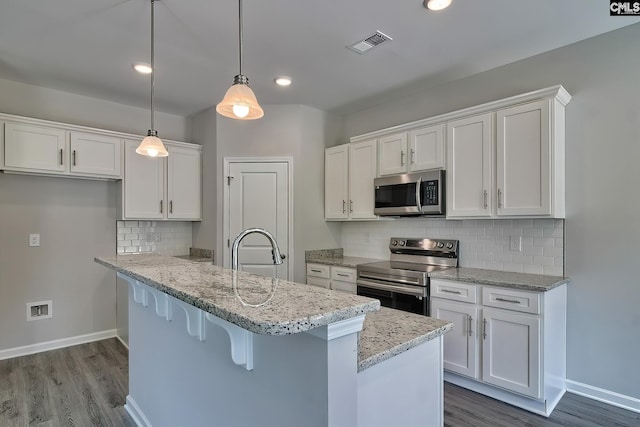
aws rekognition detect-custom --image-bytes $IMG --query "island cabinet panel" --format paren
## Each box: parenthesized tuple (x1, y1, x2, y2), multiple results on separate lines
(3, 122, 67, 173)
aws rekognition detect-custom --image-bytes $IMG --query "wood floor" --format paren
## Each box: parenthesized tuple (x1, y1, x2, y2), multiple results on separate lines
(1, 338, 638, 427)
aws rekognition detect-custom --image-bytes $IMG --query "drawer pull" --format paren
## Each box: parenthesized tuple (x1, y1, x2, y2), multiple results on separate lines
(441, 289, 462, 295)
(310, 269, 322, 273)
(337, 273, 349, 277)
(495, 297, 520, 304)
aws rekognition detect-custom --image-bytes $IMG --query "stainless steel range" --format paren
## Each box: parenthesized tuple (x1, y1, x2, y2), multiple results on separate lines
(356, 238, 459, 316)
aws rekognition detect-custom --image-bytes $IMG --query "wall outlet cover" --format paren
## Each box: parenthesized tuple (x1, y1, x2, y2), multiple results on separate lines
(29, 233, 40, 247)
(510, 235, 522, 252)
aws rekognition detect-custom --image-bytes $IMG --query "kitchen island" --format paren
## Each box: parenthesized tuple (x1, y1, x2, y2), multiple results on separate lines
(96, 254, 452, 427)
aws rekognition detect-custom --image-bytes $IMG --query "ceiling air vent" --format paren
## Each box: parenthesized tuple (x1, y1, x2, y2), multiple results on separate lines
(347, 30, 393, 54)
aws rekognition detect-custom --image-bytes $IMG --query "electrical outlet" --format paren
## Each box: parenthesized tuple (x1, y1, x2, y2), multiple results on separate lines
(510, 235, 522, 252)
(29, 233, 40, 247)
(26, 300, 52, 321)
(155, 232, 162, 242)
(146, 232, 155, 243)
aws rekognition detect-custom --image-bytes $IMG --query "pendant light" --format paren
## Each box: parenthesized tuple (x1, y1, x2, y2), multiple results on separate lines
(136, 0, 168, 157)
(216, 0, 264, 120)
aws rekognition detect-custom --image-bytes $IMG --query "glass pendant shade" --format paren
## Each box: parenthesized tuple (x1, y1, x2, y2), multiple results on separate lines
(216, 75, 264, 120)
(136, 131, 168, 157)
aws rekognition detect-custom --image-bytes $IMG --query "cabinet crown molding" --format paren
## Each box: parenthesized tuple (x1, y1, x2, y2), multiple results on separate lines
(350, 85, 571, 143)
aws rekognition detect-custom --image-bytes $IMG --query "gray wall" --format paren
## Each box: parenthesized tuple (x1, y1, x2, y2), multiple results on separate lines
(340, 23, 640, 399)
(0, 77, 189, 352)
(191, 104, 343, 283)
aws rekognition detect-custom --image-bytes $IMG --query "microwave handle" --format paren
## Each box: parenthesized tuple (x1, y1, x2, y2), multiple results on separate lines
(415, 177, 423, 212)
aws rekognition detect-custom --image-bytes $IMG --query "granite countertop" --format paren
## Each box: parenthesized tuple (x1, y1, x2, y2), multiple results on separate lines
(430, 267, 569, 292)
(358, 307, 452, 371)
(96, 254, 380, 336)
(305, 248, 384, 268)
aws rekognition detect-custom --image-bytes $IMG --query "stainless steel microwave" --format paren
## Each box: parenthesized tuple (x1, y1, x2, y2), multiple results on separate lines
(374, 170, 445, 216)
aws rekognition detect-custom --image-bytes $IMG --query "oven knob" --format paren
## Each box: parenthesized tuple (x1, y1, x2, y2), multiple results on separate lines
(399, 241, 406, 246)
(391, 240, 398, 246)
(437, 242, 444, 248)
(446, 242, 453, 249)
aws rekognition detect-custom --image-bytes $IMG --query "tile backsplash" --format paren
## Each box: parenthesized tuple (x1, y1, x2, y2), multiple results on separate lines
(341, 218, 564, 276)
(116, 221, 192, 255)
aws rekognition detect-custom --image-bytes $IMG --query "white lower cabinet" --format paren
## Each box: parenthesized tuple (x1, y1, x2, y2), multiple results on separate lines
(431, 278, 566, 416)
(306, 263, 356, 294)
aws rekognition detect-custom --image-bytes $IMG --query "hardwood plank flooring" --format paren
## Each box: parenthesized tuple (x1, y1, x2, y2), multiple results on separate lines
(1, 338, 639, 426)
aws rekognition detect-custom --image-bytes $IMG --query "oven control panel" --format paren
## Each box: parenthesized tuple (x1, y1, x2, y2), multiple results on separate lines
(389, 238, 459, 253)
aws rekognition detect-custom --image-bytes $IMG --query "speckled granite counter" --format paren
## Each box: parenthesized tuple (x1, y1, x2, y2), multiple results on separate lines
(358, 307, 452, 371)
(96, 254, 379, 336)
(430, 267, 569, 292)
(305, 248, 384, 268)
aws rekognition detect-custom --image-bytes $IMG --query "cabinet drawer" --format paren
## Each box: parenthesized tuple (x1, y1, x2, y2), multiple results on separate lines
(306, 263, 330, 279)
(482, 287, 540, 314)
(307, 276, 330, 289)
(331, 267, 356, 283)
(431, 279, 478, 303)
(331, 280, 356, 294)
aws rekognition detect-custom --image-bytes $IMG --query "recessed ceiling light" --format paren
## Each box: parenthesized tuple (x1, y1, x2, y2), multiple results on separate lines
(133, 63, 153, 74)
(424, 0, 452, 11)
(274, 76, 292, 87)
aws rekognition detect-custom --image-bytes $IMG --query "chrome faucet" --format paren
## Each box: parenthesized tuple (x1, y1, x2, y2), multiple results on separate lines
(231, 228, 284, 271)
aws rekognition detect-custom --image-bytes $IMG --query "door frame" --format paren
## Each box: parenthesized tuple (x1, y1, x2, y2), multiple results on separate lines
(222, 157, 294, 280)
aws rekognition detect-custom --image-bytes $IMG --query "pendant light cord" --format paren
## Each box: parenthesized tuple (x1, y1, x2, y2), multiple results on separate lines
(238, 0, 243, 77)
(150, 0, 156, 132)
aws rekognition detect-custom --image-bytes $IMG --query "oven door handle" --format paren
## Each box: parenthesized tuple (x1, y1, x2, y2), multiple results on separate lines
(358, 272, 422, 286)
(357, 279, 426, 298)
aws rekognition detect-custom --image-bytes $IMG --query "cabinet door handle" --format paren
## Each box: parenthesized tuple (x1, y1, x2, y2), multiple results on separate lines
(72, 150, 77, 166)
(441, 289, 462, 295)
(410, 148, 415, 165)
(498, 188, 503, 208)
(160, 200, 163, 214)
(349, 200, 353, 213)
(483, 190, 488, 209)
(342, 200, 346, 214)
(169, 200, 173, 214)
(400, 150, 405, 167)
(467, 315, 473, 337)
(59, 149, 63, 165)
(495, 297, 521, 304)
(483, 318, 487, 340)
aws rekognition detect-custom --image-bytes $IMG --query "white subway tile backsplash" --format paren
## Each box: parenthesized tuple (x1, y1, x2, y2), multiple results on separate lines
(342, 218, 564, 276)
(116, 220, 192, 255)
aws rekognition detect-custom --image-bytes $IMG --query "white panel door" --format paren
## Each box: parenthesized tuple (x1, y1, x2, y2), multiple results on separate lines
(167, 144, 202, 220)
(123, 139, 165, 219)
(69, 131, 122, 178)
(481, 308, 541, 398)
(431, 299, 479, 379)
(228, 162, 289, 279)
(408, 124, 444, 172)
(497, 99, 551, 216)
(446, 113, 493, 218)
(348, 139, 377, 219)
(3, 122, 67, 173)
(378, 132, 407, 176)
(324, 145, 349, 219)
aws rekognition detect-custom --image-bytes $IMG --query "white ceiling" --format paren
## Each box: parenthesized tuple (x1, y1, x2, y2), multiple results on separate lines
(1, 1, 638, 117)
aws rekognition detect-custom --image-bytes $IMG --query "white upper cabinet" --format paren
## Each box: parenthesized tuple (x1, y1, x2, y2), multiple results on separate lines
(69, 131, 122, 178)
(348, 140, 377, 219)
(325, 144, 349, 219)
(378, 124, 445, 176)
(3, 122, 67, 173)
(446, 113, 494, 218)
(497, 99, 553, 216)
(167, 144, 202, 220)
(122, 140, 202, 221)
(325, 140, 377, 221)
(408, 124, 445, 172)
(378, 133, 408, 176)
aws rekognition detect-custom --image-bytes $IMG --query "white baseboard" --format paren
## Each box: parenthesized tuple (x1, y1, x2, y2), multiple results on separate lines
(116, 335, 129, 350)
(0, 329, 117, 361)
(125, 395, 152, 427)
(566, 379, 640, 414)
